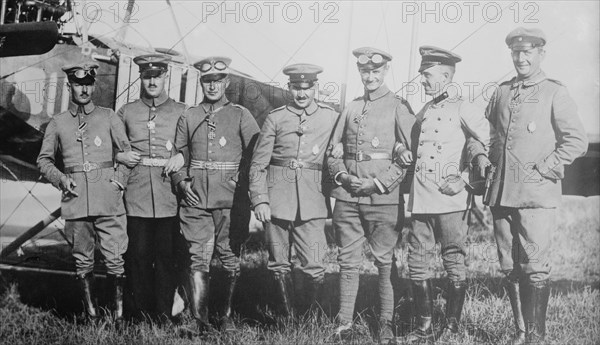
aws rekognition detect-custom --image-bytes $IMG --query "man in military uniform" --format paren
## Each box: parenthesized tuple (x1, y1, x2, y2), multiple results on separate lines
(37, 62, 131, 321)
(327, 47, 415, 344)
(171, 56, 260, 333)
(469, 28, 588, 343)
(250, 64, 339, 317)
(116, 54, 186, 322)
(395, 46, 489, 343)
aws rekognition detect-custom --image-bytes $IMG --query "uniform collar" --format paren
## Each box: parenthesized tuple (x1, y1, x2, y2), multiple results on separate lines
(512, 70, 546, 88)
(365, 84, 390, 101)
(69, 101, 95, 116)
(141, 90, 169, 107)
(201, 96, 229, 112)
(286, 100, 318, 116)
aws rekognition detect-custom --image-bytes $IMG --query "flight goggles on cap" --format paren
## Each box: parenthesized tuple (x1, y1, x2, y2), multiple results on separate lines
(199, 60, 228, 73)
(141, 68, 166, 79)
(70, 68, 97, 79)
(357, 53, 384, 65)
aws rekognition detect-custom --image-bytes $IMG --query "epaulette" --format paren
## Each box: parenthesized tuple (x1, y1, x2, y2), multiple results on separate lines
(317, 102, 335, 111)
(232, 103, 249, 111)
(268, 105, 287, 114)
(545, 78, 563, 86)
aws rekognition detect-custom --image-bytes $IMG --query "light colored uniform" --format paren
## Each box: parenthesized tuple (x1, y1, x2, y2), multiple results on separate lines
(407, 96, 489, 282)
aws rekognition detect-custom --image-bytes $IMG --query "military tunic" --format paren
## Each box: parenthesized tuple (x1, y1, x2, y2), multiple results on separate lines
(117, 91, 187, 318)
(172, 98, 260, 273)
(249, 101, 339, 279)
(327, 85, 415, 323)
(37, 101, 130, 275)
(469, 71, 588, 282)
(406, 96, 489, 282)
(118, 92, 186, 217)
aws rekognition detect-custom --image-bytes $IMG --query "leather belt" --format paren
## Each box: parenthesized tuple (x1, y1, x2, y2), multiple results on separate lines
(270, 158, 322, 170)
(190, 159, 239, 170)
(344, 152, 391, 162)
(140, 157, 168, 167)
(64, 161, 113, 173)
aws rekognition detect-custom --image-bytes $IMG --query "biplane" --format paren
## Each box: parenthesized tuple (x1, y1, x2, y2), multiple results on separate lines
(0, 0, 598, 283)
(0, 0, 293, 278)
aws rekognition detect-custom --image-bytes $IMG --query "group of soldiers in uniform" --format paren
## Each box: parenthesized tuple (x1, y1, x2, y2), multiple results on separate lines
(37, 26, 588, 344)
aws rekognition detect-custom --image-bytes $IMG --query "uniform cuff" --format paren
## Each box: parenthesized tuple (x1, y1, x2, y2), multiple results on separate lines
(373, 178, 386, 194)
(334, 171, 348, 186)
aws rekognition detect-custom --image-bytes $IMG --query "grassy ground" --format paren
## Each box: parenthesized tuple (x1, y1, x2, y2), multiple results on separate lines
(1, 196, 598, 344)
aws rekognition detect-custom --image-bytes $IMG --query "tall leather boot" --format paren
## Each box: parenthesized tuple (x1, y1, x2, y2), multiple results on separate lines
(107, 274, 125, 324)
(304, 278, 324, 316)
(506, 278, 526, 344)
(445, 280, 467, 333)
(405, 280, 435, 343)
(523, 281, 550, 343)
(77, 273, 98, 320)
(188, 270, 211, 334)
(219, 271, 239, 332)
(274, 272, 294, 318)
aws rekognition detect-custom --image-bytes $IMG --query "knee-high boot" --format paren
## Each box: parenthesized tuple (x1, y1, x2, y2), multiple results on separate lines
(523, 280, 550, 343)
(77, 273, 98, 320)
(506, 278, 526, 344)
(405, 280, 435, 343)
(188, 270, 211, 334)
(219, 271, 239, 332)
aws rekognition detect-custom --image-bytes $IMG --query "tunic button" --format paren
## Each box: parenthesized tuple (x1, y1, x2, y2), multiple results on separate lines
(511, 119, 516, 122)
(421, 129, 425, 133)
(209, 143, 213, 146)
(358, 141, 364, 145)
(299, 150, 303, 153)
(152, 153, 156, 157)
(437, 117, 441, 121)
(417, 154, 422, 158)
(151, 138, 156, 141)
(416, 166, 420, 172)
(419, 141, 424, 146)
(507, 146, 512, 150)
(151, 146, 155, 149)
(151, 130, 156, 134)
(151, 107, 156, 111)
(84, 152, 88, 155)
(434, 129, 439, 133)
(208, 150, 213, 154)
(359, 132, 364, 136)
(430, 156, 434, 159)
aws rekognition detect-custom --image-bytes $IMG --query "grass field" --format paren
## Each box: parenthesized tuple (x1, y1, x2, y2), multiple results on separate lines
(1, 196, 598, 344)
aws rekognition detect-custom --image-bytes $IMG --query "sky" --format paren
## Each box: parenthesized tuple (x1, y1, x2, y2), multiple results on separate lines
(80, 0, 599, 139)
(1, 0, 599, 236)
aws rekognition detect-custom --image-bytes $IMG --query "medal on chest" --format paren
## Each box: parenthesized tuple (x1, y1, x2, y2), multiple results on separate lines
(312, 144, 320, 155)
(76, 122, 87, 142)
(94, 136, 102, 147)
(147, 120, 156, 130)
(297, 118, 307, 136)
(371, 136, 380, 148)
(165, 140, 173, 151)
(219, 136, 227, 147)
(527, 121, 536, 133)
(208, 120, 217, 140)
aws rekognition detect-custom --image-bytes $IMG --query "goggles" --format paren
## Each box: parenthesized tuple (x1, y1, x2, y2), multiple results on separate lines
(70, 68, 97, 79)
(357, 54, 384, 65)
(199, 60, 228, 73)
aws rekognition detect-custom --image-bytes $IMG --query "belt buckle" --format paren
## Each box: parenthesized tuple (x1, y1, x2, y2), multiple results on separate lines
(82, 161, 94, 172)
(356, 151, 364, 162)
(205, 162, 217, 170)
(289, 160, 300, 170)
(152, 159, 162, 167)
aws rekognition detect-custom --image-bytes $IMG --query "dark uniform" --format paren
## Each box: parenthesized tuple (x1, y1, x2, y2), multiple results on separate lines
(327, 48, 415, 343)
(404, 47, 489, 343)
(117, 54, 187, 320)
(249, 64, 339, 315)
(37, 62, 130, 320)
(171, 56, 260, 332)
(468, 28, 588, 343)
